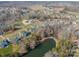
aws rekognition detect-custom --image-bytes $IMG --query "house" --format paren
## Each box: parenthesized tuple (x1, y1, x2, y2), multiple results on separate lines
(22, 20, 32, 25)
(15, 36, 21, 43)
(29, 41, 36, 49)
(0, 39, 10, 48)
(22, 31, 31, 37)
(0, 31, 4, 35)
(73, 40, 79, 48)
(75, 30, 79, 38)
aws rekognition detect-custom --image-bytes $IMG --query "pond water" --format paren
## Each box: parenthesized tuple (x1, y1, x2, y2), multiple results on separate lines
(24, 38, 56, 57)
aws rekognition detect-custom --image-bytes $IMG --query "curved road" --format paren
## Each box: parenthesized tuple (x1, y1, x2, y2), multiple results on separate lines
(40, 36, 57, 43)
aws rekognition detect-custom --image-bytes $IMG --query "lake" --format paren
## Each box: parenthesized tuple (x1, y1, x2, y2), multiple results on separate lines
(24, 38, 56, 57)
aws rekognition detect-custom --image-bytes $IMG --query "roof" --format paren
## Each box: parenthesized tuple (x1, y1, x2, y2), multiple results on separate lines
(0, 31, 4, 35)
(0, 39, 10, 48)
(23, 31, 31, 37)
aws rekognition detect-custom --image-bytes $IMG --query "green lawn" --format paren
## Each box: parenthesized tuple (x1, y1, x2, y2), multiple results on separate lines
(0, 44, 12, 56)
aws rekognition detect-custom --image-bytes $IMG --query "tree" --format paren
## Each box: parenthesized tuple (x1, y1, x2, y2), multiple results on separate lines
(52, 39, 74, 57)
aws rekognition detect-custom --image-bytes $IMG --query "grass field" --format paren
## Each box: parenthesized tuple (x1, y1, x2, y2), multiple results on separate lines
(0, 44, 12, 56)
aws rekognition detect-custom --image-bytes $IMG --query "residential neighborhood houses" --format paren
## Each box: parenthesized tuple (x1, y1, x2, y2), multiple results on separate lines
(0, 1, 79, 57)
